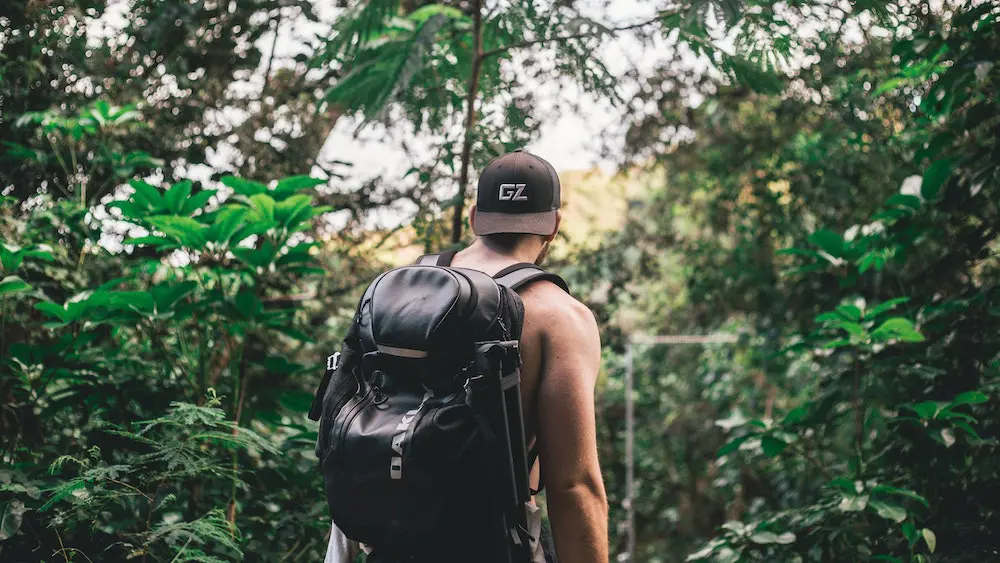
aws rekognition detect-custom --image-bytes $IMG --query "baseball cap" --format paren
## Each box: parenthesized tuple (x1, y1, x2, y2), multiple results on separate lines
(473, 149, 561, 236)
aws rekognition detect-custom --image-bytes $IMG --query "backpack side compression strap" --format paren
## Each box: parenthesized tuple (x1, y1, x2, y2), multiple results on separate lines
(493, 263, 570, 294)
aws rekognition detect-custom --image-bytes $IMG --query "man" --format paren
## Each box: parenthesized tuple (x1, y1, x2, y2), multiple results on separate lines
(325, 149, 608, 563)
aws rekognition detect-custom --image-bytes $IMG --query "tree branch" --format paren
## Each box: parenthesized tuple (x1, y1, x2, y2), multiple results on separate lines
(480, 12, 674, 60)
(261, 11, 284, 100)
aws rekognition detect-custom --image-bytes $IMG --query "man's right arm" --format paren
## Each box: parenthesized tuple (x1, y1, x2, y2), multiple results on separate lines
(535, 297, 608, 563)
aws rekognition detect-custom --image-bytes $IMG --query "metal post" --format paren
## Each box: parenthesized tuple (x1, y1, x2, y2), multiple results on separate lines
(621, 333, 737, 562)
(624, 340, 635, 563)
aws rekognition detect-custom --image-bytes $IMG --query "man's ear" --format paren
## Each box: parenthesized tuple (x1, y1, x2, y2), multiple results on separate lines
(469, 204, 479, 233)
(545, 210, 562, 242)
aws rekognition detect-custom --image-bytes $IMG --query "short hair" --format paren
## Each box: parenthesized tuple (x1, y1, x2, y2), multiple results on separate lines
(480, 232, 536, 252)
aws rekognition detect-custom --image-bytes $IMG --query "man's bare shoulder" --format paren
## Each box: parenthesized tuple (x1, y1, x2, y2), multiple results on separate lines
(519, 280, 599, 341)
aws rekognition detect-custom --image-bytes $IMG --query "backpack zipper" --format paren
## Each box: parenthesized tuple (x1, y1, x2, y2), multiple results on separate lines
(335, 384, 376, 457)
(497, 287, 512, 340)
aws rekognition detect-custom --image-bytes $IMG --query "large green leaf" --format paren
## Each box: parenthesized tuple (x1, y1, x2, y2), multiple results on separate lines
(181, 189, 218, 216)
(906, 401, 942, 420)
(838, 494, 869, 512)
(835, 304, 862, 321)
(0, 244, 16, 272)
(273, 176, 325, 200)
(716, 435, 751, 457)
(0, 500, 26, 541)
(807, 229, 845, 258)
(866, 297, 910, 319)
(129, 179, 163, 211)
(885, 194, 922, 210)
(234, 291, 262, 320)
(146, 215, 207, 248)
(760, 435, 788, 458)
(902, 521, 919, 548)
(920, 159, 952, 200)
(872, 485, 930, 509)
(222, 176, 268, 197)
(872, 317, 925, 343)
(274, 195, 312, 228)
(230, 220, 276, 246)
(208, 206, 250, 246)
(951, 391, 988, 406)
(922, 529, 936, 553)
(869, 500, 907, 523)
(35, 301, 69, 322)
(275, 244, 317, 267)
(151, 281, 198, 313)
(106, 291, 156, 315)
(249, 194, 276, 222)
(164, 180, 193, 215)
(232, 241, 278, 269)
(0, 276, 32, 297)
(123, 235, 177, 248)
(107, 200, 146, 221)
(20, 245, 54, 263)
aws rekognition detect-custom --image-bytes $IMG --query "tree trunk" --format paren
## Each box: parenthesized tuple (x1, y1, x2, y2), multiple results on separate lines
(450, 0, 483, 244)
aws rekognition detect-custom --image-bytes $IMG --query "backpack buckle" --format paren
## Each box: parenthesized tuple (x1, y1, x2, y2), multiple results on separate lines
(327, 352, 341, 371)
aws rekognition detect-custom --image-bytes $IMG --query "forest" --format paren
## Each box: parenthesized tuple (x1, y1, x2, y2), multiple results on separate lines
(1, 0, 998, 562)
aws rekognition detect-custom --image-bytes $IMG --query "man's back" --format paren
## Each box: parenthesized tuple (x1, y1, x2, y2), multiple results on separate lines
(321, 148, 609, 563)
(449, 248, 609, 563)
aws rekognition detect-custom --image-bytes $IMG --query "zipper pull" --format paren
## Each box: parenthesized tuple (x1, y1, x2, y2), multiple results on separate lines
(372, 385, 387, 405)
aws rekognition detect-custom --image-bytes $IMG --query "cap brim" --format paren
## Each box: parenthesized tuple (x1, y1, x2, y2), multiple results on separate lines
(473, 210, 558, 236)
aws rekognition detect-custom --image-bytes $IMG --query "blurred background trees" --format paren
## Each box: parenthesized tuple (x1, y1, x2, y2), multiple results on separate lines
(2, 1, 997, 562)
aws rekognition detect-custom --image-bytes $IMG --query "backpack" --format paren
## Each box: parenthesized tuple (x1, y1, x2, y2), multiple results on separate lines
(308, 251, 569, 563)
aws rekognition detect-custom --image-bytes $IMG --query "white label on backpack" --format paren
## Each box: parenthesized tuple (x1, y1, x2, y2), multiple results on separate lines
(389, 387, 434, 480)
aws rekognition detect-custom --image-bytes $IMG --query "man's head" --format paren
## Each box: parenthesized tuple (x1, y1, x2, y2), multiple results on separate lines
(469, 149, 562, 264)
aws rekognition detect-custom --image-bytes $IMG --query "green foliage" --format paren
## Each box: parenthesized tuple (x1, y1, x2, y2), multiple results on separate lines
(1, 118, 336, 560)
(3, 1, 999, 562)
(560, 3, 1000, 562)
(39, 396, 274, 561)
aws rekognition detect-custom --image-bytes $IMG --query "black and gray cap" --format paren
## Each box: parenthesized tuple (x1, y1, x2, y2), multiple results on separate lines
(473, 149, 561, 236)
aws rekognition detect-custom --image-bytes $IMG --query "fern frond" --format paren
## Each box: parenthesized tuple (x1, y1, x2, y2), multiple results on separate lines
(155, 493, 178, 511)
(325, 12, 455, 125)
(327, 0, 402, 58)
(187, 429, 279, 456)
(49, 454, 88, 475)
(39, 478, 87, 511)
(148, 509, 242, 560)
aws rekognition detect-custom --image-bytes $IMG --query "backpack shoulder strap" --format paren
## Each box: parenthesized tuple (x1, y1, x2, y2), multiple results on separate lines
(493, 263, 570, 294)
(492, 263, 569, 496)
(416, 253, 569, 293)
(414, 250, 457, 266)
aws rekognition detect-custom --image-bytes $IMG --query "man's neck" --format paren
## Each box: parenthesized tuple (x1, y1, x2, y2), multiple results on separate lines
(456, 237, 542, 268)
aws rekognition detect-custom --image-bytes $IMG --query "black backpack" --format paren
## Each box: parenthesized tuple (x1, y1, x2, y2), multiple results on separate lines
(308, 251, 569, 563)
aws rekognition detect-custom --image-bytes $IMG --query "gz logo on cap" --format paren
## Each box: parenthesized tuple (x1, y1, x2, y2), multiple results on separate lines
(498, 183, 527, 201)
